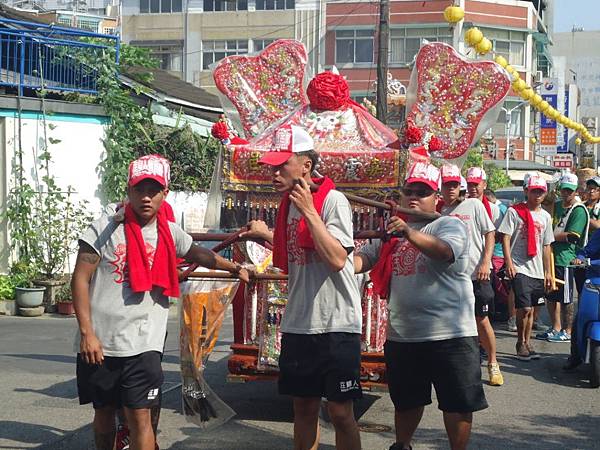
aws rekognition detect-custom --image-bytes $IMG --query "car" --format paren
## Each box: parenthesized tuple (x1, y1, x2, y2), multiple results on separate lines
(494, 187, 525, 207)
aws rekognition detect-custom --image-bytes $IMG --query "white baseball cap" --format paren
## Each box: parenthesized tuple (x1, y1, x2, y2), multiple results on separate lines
(258, 124, 314, 166)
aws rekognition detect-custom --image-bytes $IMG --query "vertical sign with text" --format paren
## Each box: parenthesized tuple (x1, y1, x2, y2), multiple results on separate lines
(539, 78, 558, 156)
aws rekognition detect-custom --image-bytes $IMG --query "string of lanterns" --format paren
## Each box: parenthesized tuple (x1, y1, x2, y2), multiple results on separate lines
(443, 3, 599, 145)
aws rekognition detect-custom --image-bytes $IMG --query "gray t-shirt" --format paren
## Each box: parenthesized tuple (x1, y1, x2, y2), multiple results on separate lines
(490, 201, 501, 228)
(75, 212, 193, 357)
(441, 199, 495, 280)
(498, 207, 554, 280)
(358, 216, 477, 343)
(281, 190, 362, 335)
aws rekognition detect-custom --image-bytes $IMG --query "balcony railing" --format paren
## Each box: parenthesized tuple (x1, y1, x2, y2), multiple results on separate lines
(0, 17, 120, 96)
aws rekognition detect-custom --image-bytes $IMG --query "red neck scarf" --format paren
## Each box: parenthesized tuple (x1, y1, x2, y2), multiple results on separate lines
(481, 195, 493, 220)
(436, 200, 445, 213)
(369, 238, 399, 299)
(124, 203, 180, 297)
(511, 202, 537, 257)
(272, 177, 336, 274)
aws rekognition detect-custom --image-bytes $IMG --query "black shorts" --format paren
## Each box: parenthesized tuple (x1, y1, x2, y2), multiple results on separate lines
(472, 280, 494, 317)
(546, 266, 574, 304)
(384, 337, 488, 414)
(512, 273, 545, 309)
(278, 332, 362, 402)
(77, 351, 164, 409)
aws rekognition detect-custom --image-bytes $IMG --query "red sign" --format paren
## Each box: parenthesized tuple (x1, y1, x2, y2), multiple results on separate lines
(552, 155, 573, 169)
(540, 128, 557, 145)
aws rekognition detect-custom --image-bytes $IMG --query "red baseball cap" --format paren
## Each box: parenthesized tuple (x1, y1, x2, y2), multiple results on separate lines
(526, 175, 547, 192)
(466, 167, 487, 184)
(258, 124, 314, 166)
(405, 162, 441, 191)
(128, 154, 171, 187)
(440, 164, 461, 184)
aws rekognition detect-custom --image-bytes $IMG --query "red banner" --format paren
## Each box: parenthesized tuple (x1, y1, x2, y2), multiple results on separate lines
(225, 146, 401, 189)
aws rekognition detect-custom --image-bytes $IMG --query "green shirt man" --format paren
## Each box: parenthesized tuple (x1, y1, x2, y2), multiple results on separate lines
(552, 199, 589, 267)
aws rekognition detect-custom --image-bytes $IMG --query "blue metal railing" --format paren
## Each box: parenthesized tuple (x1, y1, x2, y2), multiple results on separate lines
(0, 18, 120, 96)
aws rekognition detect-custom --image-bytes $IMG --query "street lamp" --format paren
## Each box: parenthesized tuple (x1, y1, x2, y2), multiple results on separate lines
(502, 100, 529, 174)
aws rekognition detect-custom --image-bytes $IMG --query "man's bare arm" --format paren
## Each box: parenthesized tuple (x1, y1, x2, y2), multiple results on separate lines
(184, 244, 250, 282)
(72, 241, 104, 365)
(354, 253, 375, 274)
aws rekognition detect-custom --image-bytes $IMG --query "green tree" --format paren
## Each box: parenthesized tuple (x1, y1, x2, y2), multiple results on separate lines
(75, 39, 220, 201)
(462, 147, 512, 192)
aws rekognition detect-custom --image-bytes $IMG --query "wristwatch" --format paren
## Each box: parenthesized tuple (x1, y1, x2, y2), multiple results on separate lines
(231, 262, 243, 274)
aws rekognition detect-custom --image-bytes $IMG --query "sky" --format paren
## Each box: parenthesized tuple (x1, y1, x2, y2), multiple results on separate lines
(554, 0, 599, 32)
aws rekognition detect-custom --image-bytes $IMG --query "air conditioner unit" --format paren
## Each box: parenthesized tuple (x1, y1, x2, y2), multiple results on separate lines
(534, 70, 544, 83)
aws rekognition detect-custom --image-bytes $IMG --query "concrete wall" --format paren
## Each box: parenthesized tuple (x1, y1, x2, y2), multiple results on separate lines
(0, 98, 108, 273)
(552, 30, 600, 118)
(122, 0, 325, 91)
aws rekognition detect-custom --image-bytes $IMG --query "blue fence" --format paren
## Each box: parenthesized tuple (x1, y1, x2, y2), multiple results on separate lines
(0, 18, 120, 95)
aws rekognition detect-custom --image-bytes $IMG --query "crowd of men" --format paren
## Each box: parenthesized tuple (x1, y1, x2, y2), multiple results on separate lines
(72, 124, 596, 450)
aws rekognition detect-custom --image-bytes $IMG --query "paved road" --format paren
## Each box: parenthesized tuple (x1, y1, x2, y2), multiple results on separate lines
(0, 309, 598, 450)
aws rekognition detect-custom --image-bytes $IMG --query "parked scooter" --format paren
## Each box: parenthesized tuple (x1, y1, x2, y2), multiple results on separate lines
(576, 259, 600, 388)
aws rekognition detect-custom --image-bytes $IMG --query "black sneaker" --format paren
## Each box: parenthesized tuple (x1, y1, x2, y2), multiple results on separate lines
(562, 357, 583, 372)
(389, 444, 412, 450)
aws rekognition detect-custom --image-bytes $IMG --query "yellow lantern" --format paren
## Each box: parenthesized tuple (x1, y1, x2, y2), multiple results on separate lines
(538, 100, 550, 113)
(575, 137, 583, 145)
(519, 88, 534, 101)
(465, 27, 484, 46)
(530, 137, 537, 144)
(530, 94, 543, 107)
(475, 37, 492, 55)
(552, 109, 562, 120)
(494, 55, 508, 68)
(444, 6, 465, 24)
(558, 115, 568, 125)
(512, 79, 527, 92)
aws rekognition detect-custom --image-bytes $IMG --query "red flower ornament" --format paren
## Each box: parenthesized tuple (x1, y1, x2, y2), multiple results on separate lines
(306, 71, 350, 111)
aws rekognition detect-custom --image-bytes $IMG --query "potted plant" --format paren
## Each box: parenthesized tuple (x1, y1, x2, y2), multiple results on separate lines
(56, 277, 74, 315)
(11, 261, 45, 309)
(0, 274, 17, 316)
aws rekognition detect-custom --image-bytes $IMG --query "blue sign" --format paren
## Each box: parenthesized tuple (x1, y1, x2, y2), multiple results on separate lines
(557, 89, 570, 154)
(541, 94, 557, 128)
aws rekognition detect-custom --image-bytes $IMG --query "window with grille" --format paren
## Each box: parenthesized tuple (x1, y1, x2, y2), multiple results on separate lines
(335, 29, 374, 64)
(474, 28, 526, 66)
(140, 0, 183, 13)
(139, 44, 183, 72)
(254, 39, 275, 52)
(255, 0, 295, 10)
(390, 27, 452, 64)
(202, 40, 248, 70)
(203, 0, 248, 11)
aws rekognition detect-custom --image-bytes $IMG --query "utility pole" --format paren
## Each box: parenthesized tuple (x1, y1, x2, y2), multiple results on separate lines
(376, 0, 389, 123)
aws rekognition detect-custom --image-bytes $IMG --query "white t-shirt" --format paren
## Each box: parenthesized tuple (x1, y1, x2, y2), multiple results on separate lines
(75, 212, 193, 357)
(281, 190, 362, 335)
(498, 207, 554, 280)
(358, 216, 477, 343)
(441, 199, 495, 280)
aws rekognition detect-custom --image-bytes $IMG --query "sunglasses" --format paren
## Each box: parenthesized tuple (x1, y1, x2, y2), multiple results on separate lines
(401, 187, 436, 198)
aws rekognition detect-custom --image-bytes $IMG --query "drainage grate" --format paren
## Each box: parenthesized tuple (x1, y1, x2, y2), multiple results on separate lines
(357, 422, 392, 433)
